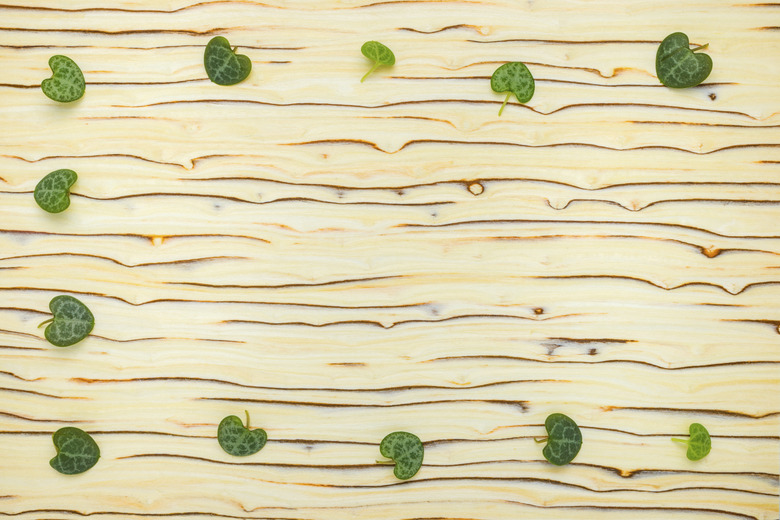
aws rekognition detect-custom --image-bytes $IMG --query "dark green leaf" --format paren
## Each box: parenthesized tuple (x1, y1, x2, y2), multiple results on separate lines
(50, 427, 100, 475)
(217, 411, 267, 456)
(672, 423, 711, 461)
(360, 41, 395, 82)
(34, 169, 77, 213)
(41, 295, 94, 347)
(541, 413, 582, 466)
(656, 32, 712, 88)
(41, 55, 85, 103)
(204, 36, 252, 86)
(491, 62, 535, 116)
(379, 431, 423, 480)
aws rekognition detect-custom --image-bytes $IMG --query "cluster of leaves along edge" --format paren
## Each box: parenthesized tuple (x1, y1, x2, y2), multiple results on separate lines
(35, 32, 714, 476)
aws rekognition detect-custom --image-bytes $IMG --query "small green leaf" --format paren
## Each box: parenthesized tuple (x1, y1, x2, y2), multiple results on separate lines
(541, 413, 582, 466)
(50, 427, 100, 475)
(41, 55, 85, 103)
(40, 295, 94, 347)
(34, 169, 77, 213)
(656, 32, 713, 88)
(360, 41, 395, 82)
(672, 423, 711, 461)
(379, 431, 423, 480)
(204, 36, 252, 86)
(217, 411, 267, 456)
(491, 62, 535, 116)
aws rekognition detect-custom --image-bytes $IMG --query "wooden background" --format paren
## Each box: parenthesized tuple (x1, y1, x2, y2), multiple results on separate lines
(1, 1, 779, 518)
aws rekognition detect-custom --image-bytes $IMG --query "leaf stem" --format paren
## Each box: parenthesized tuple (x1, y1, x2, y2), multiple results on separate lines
(671, 437, 689, 444)
(533, 436, 548, 444)
(244, 410, 250, 429)
(691, 43, 709, 52)
(498, 93, 511, 116)
(375, 458, 395, 465)
(38, 318, 54, 328)
(361, 62, 380, 83)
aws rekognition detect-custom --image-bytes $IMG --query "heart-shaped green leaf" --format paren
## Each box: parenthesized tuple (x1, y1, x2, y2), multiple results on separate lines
(204, 36, 252, 86)
(360, 41, 395, 82)
(34, 169, 77, 213)
(491, 62, 535, 116)
(379, 431, 423, 480)
(50, 427, 100, 475)
(41, 55, 85, 103)
(541, 413, 582, 466)
(40, 295, 94, 347)
(217, 411, 267, 456)
(672, 423, 711, 461)
(656, 32, 713, 88)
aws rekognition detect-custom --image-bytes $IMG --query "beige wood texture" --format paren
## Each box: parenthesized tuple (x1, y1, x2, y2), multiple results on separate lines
(1, 1, 779, 518)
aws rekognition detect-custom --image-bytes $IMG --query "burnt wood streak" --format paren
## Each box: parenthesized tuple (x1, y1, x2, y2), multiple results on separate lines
(0, 0, 778, 519)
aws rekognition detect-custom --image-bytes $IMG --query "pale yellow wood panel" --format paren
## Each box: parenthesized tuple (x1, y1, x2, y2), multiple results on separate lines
(1, 0, 778, 519)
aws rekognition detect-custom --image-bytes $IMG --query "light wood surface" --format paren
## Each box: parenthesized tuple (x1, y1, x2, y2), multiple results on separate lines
(1, 1, 779, 518)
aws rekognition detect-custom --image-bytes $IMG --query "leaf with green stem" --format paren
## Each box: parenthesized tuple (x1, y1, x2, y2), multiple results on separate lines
(218, 410, 267, 456)
(41, 55, 85, 103)
(490, 62, 534, 116)
(35, 169, 77, 213)
(39, 295, 94, 347)
(656, 32, 712, 88)
(360, 41, 395, 82)
(378, 431, 423, 480)
(672, 423, 711, 461)
(50, 427, 100, 475)
(537, 413, 582, 466)
(204, 36, 252, 86)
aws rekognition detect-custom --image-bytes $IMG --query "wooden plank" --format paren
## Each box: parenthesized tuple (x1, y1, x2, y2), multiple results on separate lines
(0, 0, 778, 518)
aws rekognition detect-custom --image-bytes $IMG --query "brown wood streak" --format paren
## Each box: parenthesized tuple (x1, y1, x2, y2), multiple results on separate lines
(0, 229, 271, 244)
(68, 375, 557, 393)
(602, 406, 779, 419)
(424, 355, 780, 371)
(0, 253, 247, 269)
(199, 396, 530, 411)
(1, 190, 455, 207)
(549, 198, 780, 211)
(0, 410, 83, 423)
(162, 276, 401, 289)
(0, 386, 85, 399)
(0, 26, 235, 36)
(398, 218, 780, 239)
(116, 98, 760, 119)
(287, 138, 780, 155)
(221, 313, 580, 329)
(0, 1, 277, 14)
(536, 275, 779, 295)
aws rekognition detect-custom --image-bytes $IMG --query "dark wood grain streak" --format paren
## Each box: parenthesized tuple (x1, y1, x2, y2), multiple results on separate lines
(0, 410, 82, 423)
(0, 1, 264, 14)
(199, 397, 530, 411)
(0, 386, 85, 399)
(535, 275, 780, 295)
(222, 313, 583, 329)
(1, 191, 455, 207)
(426, 355, 780, 371)
(603, 406, 779, 419)
(288, 138, 780, 156)
(67, 375, 558, 393)
(0, 253, 246, 269)
(398, 219, 780, 240)
(115, 98, 760, 119)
